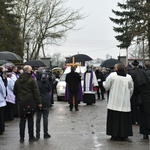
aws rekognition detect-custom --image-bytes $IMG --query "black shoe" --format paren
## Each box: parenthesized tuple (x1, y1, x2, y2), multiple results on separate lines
(70, 108, 72, 111)
(29, 136, 37, 142)
(75, 108, 79, 111)
(110, 136, 119, 141)
(143, 134, 149, 139)
(102, 98, 105, 100)
(119, 137, 125, 141)
(20, 138, 24, 143)
(44, 133, 51, 139)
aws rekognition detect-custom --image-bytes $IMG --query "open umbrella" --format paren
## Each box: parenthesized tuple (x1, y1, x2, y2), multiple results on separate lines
(0, 51, 22, 60)
(66, 54, 93, 64)
(24, 60, 46, 68)
(0, 60, 12, 65)
(2, 62, 15, 68)
(100, 58, 122, 68)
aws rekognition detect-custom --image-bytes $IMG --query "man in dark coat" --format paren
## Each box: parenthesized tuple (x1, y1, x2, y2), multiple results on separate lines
(13, 65, 42, 143)
(35, 69, 51, 139)
(128, 60, 140, 125)
(145, 61, 150, 80)
(138, 61, 150, 139)
(65, 66, 81, 111)
(95, 68, 105, 100)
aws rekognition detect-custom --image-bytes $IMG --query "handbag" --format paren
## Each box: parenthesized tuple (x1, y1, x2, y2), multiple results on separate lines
(93, 86, 98, 91)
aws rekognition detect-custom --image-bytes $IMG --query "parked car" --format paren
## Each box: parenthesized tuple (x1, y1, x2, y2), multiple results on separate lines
(56, 66, 86, 101)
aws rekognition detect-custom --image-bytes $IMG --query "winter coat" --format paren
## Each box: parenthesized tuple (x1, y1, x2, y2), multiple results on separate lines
(13, 72, 41, 114)
(36, 76, 51, 108)
(65, 71, 81, 93)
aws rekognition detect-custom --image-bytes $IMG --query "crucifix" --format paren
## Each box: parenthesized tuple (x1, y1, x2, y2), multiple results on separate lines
(66, 57, 81, 67)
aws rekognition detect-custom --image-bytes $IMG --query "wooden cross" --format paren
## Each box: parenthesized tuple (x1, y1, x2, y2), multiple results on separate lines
(66, 57, 82, 67)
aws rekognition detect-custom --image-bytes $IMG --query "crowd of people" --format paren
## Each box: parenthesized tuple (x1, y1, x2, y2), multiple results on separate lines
(0, 59, 150, 143)
(0, 65, 54, 142)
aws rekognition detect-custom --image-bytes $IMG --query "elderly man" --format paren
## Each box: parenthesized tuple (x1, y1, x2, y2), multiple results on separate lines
(103, 63, 134, 141)
(14, 65, 42, 143)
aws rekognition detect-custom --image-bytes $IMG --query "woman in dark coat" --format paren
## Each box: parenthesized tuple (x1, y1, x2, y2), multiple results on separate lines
(36, 70, 51, 139)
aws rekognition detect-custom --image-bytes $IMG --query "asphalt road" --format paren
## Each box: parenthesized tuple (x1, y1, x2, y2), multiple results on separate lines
(0, 96, 149, 150)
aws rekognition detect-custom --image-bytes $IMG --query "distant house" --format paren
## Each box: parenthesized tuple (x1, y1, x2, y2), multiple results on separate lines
(118, 55, 150, 66)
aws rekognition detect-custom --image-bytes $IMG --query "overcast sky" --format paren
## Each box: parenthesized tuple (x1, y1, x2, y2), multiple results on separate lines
(47, 0, 125, 60)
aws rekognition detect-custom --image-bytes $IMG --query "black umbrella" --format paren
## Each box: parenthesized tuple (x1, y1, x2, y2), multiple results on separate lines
(66, 54, 93, 63)
(100, 58, 122, 68)
(0, 60, 12, 65)
(24, 60, 46, 67)
(0, 51, 22, 61)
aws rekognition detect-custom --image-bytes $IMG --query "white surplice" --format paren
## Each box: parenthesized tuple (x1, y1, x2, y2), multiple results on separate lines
(103, 72, 134, 112)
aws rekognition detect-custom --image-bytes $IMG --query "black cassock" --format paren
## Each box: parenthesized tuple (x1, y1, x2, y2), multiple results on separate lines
(139, 84, 150, 135)
(0, 107, 5, 134)
(107, 109, 133, 138)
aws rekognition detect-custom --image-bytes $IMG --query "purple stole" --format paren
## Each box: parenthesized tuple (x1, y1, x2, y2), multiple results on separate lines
(12, 72, 19, 79)
(65, 83, 83, 101)
(31, 73, 37, 80)
(83, 72, 93, 91)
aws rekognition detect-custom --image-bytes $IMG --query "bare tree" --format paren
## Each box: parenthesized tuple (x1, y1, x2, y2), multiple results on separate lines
(15, 0, 84, 60)
(129, 39, 148, 59)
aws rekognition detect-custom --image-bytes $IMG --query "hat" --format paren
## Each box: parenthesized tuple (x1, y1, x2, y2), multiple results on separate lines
(132, 60, 139, 66)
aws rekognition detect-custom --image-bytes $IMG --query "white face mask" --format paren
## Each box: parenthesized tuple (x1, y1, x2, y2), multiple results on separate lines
(87, 68, 92, 72)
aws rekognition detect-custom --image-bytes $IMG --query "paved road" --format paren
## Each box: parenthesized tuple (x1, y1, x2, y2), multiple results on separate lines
(0, 96, 149, 150)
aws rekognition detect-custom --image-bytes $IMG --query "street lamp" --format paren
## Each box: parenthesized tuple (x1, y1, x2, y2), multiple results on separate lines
(142, 36, 145, 66)
(50, 57, 52, 69)
(25, 36, 31, 62)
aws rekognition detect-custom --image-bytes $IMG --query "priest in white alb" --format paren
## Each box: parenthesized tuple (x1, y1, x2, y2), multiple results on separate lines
(83, 65, 98, 104)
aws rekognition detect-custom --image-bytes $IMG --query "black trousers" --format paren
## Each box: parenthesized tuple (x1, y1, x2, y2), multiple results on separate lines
(19, 113, 34, 138)
(36, 108, 50, 135)
(4, 102, 14, 121)
(97, 82, 105, 99)
(0, 107, 5, 134)
(13, 99, 19, 118)
(69, 92, 78, 110)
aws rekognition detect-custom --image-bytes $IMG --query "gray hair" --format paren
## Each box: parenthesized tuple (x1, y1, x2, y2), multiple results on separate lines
(23, 65, 32, 73)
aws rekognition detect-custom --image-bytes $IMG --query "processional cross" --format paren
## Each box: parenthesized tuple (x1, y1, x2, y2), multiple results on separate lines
(66, 57, 81, 67)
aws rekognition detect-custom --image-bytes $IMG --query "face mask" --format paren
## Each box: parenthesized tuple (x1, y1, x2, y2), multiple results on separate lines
(87, 68, 91, 72)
